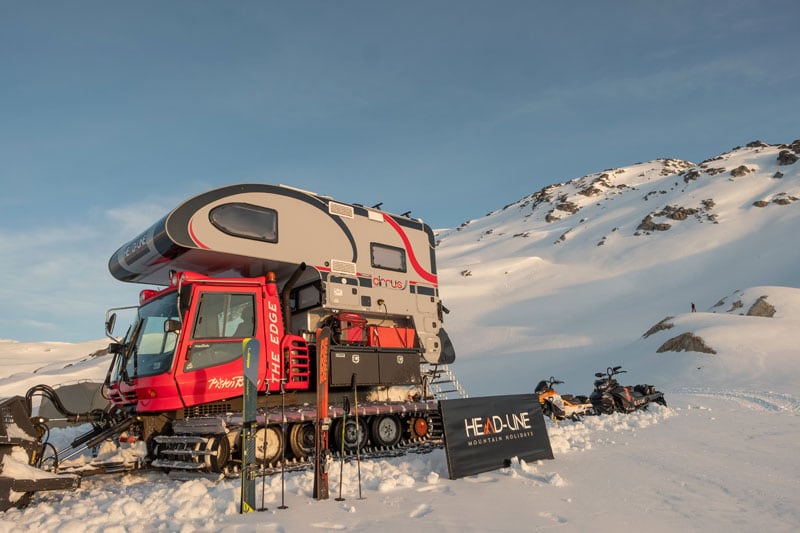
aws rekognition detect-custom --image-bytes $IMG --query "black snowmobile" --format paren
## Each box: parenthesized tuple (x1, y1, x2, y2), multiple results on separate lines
(589, 366, 666, 414)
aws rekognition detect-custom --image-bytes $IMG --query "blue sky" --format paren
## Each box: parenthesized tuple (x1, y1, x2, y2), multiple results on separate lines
(1, 0, 798, 342)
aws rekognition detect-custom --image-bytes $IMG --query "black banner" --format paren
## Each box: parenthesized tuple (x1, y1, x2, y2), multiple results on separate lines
(440, 394, 554, 479)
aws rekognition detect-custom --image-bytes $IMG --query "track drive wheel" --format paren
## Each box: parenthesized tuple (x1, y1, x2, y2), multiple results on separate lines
(288, 422, 315, 459)
(407, 416, 430, 440)
(204, 434, 231, 473)
(331, 417, 367, 453)
(370, 415, 402, 448)
(254, 425, 284, 465)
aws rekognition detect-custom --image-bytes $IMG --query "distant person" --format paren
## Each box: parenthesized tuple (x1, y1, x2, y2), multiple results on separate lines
(691, 303, 696, 313)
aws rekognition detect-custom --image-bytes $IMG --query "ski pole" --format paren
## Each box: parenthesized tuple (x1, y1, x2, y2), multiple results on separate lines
(335, 396, 350, 501)
(278, 379, 288, 509)
(257, 374, 270, 512)
(258, 419, 268, 511)
(352, 374, 363, 500)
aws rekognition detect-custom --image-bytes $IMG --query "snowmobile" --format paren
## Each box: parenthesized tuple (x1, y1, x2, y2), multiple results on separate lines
(535, 377, 594, 421)
(589, 366, 666, 414)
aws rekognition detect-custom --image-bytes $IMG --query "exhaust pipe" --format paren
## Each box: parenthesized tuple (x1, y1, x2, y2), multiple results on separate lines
(281, 263, 307, 332)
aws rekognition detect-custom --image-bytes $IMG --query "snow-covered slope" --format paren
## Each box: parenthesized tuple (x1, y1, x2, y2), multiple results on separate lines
(436, 140, 800, 396)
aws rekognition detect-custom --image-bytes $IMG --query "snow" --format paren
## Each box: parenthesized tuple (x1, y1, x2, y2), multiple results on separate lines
(1, 141, 800, 531)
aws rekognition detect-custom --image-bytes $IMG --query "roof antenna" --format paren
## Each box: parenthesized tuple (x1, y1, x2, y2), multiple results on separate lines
(371, 202, 383, 210)
(401, 211, 412, 217)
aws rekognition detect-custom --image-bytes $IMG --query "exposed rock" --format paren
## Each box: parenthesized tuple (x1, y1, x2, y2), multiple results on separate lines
(578, 186, 603, 197)
(773, 172, 784, 179)
(728, 300, 743, 313)
(545, 211, 561, 223)
(746, 140, 770, 148)
(657, 205, 699, 221)
(460, 269, 472, 277)
(637, 214, 671, 232)
(555, 201, 580, 214)
(642, 316, 674, 338)
(753, 200, 768, 208)
(657, 332, 717, 354)
(682, 169, 701, 183)
(730, 165, 751, 177)
(777, 150, 798, 165)
(772, 197, 792, 206)
(747, 296, 776, 317)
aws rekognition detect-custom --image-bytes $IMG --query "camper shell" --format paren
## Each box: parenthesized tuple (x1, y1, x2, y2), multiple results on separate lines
(108, 183, 446, 364)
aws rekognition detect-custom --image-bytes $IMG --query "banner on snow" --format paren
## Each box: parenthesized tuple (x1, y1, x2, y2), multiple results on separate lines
(439, 394, 554, 479)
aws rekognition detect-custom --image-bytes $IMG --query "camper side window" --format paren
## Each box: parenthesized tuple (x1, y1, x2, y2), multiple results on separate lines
(371, 243, 406, 272)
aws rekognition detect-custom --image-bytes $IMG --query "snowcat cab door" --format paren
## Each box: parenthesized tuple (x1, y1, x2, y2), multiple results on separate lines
(175, 286, 263, 409)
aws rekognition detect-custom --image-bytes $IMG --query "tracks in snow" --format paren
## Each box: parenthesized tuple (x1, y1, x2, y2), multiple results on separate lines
(675, 388, 800, 413)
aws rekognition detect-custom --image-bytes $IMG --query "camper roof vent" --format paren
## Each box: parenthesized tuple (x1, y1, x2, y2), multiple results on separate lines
(329, 202, 354, 219)
(330, 259, 357, 275)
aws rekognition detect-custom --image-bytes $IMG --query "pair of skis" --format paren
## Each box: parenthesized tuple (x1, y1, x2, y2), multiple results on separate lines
(314, 327, 364, 501)
(241, 327, 361, 512)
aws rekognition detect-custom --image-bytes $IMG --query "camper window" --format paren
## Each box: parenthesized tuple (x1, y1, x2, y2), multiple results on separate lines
(209, 202, 278, 243)
(291, 281, 322, 312)
(370, 243, 406, 272)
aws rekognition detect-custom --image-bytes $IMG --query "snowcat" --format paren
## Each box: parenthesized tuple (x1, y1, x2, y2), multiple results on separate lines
(1, 183, 457, 509)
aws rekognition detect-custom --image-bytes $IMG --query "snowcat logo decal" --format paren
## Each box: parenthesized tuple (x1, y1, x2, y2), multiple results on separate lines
(463, 412, 533, 445)
(209, 376, 244, 390)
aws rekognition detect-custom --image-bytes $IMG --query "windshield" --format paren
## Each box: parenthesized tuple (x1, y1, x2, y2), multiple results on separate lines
(122, 291, 181, 379)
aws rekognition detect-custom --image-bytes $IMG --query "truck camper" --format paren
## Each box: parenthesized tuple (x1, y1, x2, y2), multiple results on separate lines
(101, 183, 456, 470)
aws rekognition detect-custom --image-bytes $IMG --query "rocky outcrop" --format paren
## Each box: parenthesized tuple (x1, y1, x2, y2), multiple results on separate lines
(657, 332, 717, 354)
(777, 150, 798, 166)
(746, 296, 776, 317)
(730, 165, 752, 177)
(642, 317, 674, 338)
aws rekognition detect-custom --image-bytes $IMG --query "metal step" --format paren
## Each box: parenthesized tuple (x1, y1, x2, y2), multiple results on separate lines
(153, 435, 209, 445)
(150, 459, 206, 470)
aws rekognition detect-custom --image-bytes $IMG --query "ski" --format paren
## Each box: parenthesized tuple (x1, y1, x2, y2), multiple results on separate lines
(313, 327, 331, 500)
(240, 338, 260, 513)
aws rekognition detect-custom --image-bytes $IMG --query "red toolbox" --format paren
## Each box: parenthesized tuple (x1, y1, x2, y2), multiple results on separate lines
(368, 326, 415, 348)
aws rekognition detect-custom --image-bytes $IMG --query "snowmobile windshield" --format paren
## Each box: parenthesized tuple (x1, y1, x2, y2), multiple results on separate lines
(124, 292, 181, 378)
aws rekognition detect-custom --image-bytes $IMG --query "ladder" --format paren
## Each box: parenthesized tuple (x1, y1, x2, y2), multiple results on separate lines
(424, 364, 469, 400)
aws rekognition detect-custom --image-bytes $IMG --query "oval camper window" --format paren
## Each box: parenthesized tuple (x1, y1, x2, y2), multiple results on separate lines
(209, 203, 278, 243)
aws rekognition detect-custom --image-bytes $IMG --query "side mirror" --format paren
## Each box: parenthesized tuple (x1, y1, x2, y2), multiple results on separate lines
(108, 342, 122, 355)
(164, 319, 182, 334)
(105, 313, 117, 336)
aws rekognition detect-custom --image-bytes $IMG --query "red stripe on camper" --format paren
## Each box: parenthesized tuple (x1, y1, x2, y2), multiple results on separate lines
(188, 218, 210, 249)
(382, 214, 437, 284)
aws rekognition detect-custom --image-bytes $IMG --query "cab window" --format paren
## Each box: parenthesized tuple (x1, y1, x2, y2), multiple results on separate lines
(186, 292, 255, 372)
